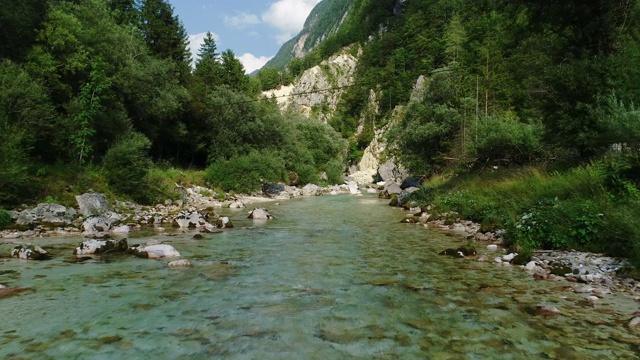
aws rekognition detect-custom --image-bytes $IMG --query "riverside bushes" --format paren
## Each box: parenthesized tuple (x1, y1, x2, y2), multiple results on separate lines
(409, 157, 640, 267)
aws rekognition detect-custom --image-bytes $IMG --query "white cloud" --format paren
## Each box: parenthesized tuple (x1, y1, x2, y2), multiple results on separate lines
(238, 53, 273, 74)
(224, 12, 259, 29)
(262, 0, 321, 44)
(187, 32, 220, 65)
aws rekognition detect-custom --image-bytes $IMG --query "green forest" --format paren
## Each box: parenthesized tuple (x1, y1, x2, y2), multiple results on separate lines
(0, 0, 346, 209)
(3, 0, 640, 266)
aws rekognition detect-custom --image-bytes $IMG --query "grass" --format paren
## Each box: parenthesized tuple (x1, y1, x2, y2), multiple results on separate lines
(410, 160, 640, 268)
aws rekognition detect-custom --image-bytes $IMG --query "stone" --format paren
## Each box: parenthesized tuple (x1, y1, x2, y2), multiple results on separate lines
(248, 208, 274, 220)
(439, 248, 464, 258)
(74, 239, 128, 255)
(229, 200, 245, 209)
(129, 243, 180, 259)
(10, 244, 49, 260)
(487, 244, 498, 252)
(82, 212, 120, 233)
(400, 177, 420, 190)
(502, 253, 517, 262)
(383, 182, 402, 196)
(168, 259, 192, 268)
(111, 225, 130, 233)
(172, 211, 208, 228)
(76, 192, 109, 217)
(216, 216, 233, 228)
(13, 203, 77, 228)
(262, 183, 285, 197)
(535, 306, 561, 316)
(525, 261, 537, 271)
(629, 317, 640, 328)
(477, 255, 489, 262)
(302, 184, 321, 196)
(347, 181, 359, 195)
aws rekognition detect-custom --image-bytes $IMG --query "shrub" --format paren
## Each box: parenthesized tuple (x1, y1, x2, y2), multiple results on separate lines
(467, 112, 543, 167)
(102, 132, 153, 203)
(0, 209, 11, 229)
(204, 151, 286, 193)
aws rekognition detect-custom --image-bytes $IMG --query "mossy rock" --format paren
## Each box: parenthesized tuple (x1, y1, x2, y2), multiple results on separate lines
(511, 253, 531, 266)
(457, 244, 477, 256)
(389, 195, 399, 207)
(550, 266, 572, 277)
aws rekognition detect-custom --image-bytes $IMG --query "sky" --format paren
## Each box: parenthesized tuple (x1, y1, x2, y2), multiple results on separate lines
(167, 0, 322, 73)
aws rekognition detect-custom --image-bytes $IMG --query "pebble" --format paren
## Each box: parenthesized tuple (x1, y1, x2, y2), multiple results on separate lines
(494, 257, 502, 264)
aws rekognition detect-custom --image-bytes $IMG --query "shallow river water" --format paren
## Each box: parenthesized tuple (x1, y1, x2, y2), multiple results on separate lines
(1, 194, 639, 359)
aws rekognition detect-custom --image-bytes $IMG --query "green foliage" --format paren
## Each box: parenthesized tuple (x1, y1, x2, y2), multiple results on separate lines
(204, 151, 286, 193)
(0, 209, 11, 229)
(102, 132, 153, 203)
(257, 67, 282, 90)
(467, 113, 543, 167)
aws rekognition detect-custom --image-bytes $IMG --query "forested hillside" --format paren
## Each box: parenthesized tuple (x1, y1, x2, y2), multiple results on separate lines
(0, 0, 345, 208)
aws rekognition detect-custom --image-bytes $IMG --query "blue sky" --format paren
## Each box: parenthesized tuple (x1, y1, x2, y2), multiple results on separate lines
(167, 0, 322, 73)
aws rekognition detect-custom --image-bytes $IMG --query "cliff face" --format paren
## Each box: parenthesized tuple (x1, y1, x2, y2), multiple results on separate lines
(263, 48, 358, 123)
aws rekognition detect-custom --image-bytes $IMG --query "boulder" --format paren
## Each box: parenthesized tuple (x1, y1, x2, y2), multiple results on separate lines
(376, 160, 408, 183)
(172, 211, 208, 228)
(76, 192, 109, 217)
(129, 242, 180, 259)
(400, 178, 421, 190)
(228, 200, 246, 209)
(13, 203, 77, 228)
(262, 183, 285, 197)
(302, 184, 321, 196)
(10, 244, 49, 260)
(248, 208, 274, 220)
(397, 187, 419, 207)
(383, 182, 403, 196)
(82, 211, 120, 233)
(216, 216, 233, 228)
(74, 238, 128, 255)
(347, 181, 359, 195)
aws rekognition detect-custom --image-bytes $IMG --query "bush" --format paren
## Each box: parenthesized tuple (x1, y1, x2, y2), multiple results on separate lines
(102, 132, 153, 203)
(204, 151, 286, 193)
(468, 112, 543, 167)
(0, 209, 11, 229)
(0, 127, 30, 205)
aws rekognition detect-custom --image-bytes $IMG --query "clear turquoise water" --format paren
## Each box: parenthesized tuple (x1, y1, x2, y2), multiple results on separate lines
(1, 194, 639, 359)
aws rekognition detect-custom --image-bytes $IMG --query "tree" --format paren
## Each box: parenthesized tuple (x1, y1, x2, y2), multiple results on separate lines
(220, 50, 249, 92)
(257, 67, 282, 90)
(139, 0, 191, 82)
(0, 0, 48, 61)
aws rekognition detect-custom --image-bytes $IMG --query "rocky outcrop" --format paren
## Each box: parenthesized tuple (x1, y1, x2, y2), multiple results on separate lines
(10, 244, 49, 260)
(74, 238, 128, 255)
(302, 184, 322, 196)
(12, 203, 77, 228)
(285, 51, 358, 122)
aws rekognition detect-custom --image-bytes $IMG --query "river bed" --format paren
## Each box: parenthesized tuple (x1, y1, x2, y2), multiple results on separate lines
(1, 194, 639, 359)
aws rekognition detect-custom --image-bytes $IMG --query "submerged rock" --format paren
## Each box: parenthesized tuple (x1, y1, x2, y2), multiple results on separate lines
(10, 244, 49, 260)
(215, 216, 233, 228)
(248, 208, 274, 220)
(168, 259, 192, 268)
(74, 239, 128, 255)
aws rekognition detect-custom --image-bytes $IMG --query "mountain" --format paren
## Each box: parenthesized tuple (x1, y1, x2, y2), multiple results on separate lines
(260, 0, 355, 71)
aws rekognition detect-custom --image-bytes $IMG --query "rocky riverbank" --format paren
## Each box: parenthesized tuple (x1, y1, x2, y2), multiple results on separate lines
(0, 181, 363, 241)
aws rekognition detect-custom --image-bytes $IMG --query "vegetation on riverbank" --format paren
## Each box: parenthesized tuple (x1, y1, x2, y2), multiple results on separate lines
(407, 153, 640, 267)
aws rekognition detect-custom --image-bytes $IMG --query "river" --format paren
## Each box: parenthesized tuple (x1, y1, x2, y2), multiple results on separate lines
(1, 194, 639, 359)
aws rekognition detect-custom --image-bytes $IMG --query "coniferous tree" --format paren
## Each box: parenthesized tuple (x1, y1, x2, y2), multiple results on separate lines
(139, 0, 191, 82)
